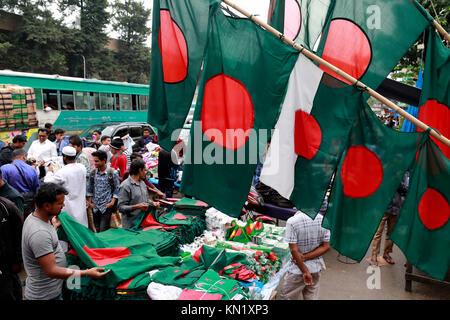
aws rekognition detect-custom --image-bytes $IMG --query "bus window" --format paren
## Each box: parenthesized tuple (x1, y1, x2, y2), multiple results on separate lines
(90, 92, 99, 110)
(119, 94, 132, 111)
(60, 90, 74, 110)
(132, 95, 138, 111)
(42, 90, 58, 110)
(74, 91, 89, 110)
(99, 93, 114, 110)
(139, 95, 148, 111)
(35, 89, 43, 110)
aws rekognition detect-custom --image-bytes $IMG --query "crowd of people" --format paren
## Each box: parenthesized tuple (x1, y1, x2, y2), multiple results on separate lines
(0, 123, 179, 300)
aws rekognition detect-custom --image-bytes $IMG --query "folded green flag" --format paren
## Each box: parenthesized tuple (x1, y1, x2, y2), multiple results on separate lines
(59, 212, 180, 287)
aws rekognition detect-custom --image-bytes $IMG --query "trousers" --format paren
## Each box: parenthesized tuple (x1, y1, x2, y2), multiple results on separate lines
(372, 213, 399, 256)
(93, 208, 113, 233)
(276, 271, 321, 300)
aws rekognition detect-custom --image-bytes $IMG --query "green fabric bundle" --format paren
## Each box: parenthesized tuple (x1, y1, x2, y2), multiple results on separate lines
(58, 212, 181, 300)
(131, 205, 207, 245)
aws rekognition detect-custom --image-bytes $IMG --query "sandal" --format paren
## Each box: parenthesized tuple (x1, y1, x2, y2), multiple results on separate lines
(370, 257, 378, 266)
(383, 255, 395, 265)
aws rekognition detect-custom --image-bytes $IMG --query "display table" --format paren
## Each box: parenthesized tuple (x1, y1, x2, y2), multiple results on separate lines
(405, 262, 450, 292)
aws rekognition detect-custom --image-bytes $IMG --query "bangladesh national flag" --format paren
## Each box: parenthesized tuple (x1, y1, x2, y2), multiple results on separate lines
(316, 0, 430, 88)
(267, 0, 335, 51)
(322, 103, 430, 261)
(180, 5, 299, 217)
(390, 139, 450, 280)
(58, 212, 181, 287)
(417, 27, 450, 159)
(148, 0, 219, 151)
(260, 54, 364, 218)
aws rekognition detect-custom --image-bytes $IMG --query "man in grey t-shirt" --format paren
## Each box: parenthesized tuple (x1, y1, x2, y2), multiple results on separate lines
(21, 183, 110, 300)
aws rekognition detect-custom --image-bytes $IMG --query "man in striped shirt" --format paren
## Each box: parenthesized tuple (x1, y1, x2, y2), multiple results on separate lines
(277, 211, 330, 300)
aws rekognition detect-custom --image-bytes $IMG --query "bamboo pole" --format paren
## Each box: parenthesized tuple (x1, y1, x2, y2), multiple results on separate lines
(222, 0, 450, 148)
(433, 20, 450, 44)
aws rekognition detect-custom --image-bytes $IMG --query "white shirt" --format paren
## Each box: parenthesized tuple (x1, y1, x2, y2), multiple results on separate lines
(27, 139, 58, 163)
(44, 163, 88, 227)
(285, 211, 330, 275)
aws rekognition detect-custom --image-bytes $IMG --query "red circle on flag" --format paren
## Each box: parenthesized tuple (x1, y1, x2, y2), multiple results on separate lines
(202, 74, 255, 150)
(320, 19, 372, 85)
(294, 110, 322, 159)
(418, 188, 450, 230)
(418, 100, 450, 159)
(158, 10, 188, 83)
(284, 0, 302, 40)
(341, 146, 383, 198)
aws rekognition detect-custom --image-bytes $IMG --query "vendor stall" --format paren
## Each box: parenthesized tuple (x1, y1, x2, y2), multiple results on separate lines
(59, 198, 290, 300)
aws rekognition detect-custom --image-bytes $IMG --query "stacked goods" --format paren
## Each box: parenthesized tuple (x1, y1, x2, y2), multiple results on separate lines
(0, 84, 38, 130)
(0, 88, 13, 130)
(24, 87, 38, 126)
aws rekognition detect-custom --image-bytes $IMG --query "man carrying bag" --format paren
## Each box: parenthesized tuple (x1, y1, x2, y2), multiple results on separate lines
(0, 149, 39, 218)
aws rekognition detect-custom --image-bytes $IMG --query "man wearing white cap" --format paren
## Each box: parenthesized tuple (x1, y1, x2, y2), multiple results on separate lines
(44, 146, 88, 228)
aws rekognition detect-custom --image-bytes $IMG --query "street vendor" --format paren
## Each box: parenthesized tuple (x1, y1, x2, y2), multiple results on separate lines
(118, 159, 160, 229)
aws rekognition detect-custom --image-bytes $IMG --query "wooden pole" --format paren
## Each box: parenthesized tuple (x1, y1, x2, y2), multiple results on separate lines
(433, 20, 450, 44)
(222, 0, 450, 148)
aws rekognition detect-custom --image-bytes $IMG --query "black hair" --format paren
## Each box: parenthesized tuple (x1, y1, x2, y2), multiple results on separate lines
(54, 128, 65, 135)
(44, 123, 53, 129)
(129, 159, 146, 176)
(143, 128, 150, 132)
(38, 128, 49, 135)
(101, 135, 111, 143)
(94, 130, 102, 135)
(35, 183, 68, 208)
(130, 152, 143, 162)
(92, 150, 107, 162)
(12, 148, 27, 159)
(12, 135, 27, 144)
(68, 135, 82, 147)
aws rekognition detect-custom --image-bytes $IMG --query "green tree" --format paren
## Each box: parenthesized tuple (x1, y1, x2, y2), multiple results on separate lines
(0, 0, 72, 74)
(57, 0, 114, 79)
(392, 0, 449, 85)
(111, 0, 151, 83)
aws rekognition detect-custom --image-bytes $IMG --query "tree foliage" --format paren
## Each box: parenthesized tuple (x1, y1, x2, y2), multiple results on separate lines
(392, 0, 449, 85)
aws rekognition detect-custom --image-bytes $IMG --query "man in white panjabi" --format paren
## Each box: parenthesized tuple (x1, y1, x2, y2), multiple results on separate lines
(44, 146, 88, 228)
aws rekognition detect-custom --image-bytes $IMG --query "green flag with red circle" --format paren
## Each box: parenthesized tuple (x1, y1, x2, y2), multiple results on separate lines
(390, 139, 450, 280)
(316, 0, 430, 89)
(417, 27, 450, 159)
(148, 0, 219, 151)
(322, 102, 430, 262)
(180, 5, 299, 217)
(267, 0, 335, 51)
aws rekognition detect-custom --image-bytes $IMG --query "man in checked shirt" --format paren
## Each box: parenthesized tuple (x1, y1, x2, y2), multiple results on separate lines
(277, 210, 331, 300)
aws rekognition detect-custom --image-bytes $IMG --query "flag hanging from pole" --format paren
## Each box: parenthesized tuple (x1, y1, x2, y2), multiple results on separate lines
(391, 138, 450, 280)
(180, 5, 299, 217)
(267, 0, 334, 51)
(148, 0, 219, 151)
(316, 0, 431, 89)
(417, 27, 450, 159)
(322, 102, 429, 262)
(260, 55, 364, 218)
